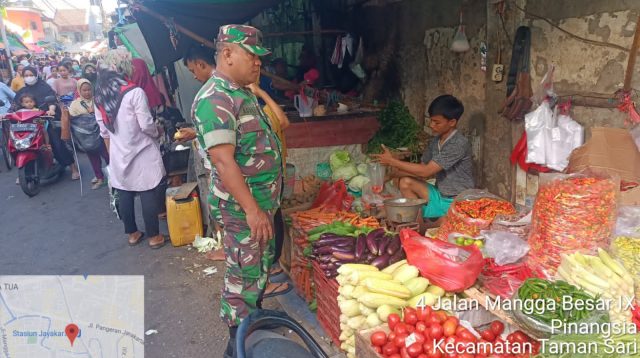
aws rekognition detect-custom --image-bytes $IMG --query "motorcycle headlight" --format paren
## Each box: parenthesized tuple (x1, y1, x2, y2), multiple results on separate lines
(14, 138, 32, 150)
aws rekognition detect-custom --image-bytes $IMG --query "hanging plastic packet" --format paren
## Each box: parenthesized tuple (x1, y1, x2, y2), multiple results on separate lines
(451, 11, 470, 53)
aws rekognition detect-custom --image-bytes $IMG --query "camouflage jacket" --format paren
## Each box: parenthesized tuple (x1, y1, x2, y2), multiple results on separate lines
(192, 70, 282, 210)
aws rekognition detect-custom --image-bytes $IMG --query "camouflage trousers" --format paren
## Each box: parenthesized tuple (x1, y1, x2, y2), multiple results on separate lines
(209, 195, 275, 327)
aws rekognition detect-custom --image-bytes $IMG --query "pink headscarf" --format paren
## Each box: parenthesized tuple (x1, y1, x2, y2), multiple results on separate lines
(131, 58, 164, 108)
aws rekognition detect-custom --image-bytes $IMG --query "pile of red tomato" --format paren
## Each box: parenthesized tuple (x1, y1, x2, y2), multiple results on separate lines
(368, 306, 540, 358)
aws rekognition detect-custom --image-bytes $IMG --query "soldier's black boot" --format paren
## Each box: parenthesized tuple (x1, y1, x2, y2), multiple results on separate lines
(223, 326, 237, 358)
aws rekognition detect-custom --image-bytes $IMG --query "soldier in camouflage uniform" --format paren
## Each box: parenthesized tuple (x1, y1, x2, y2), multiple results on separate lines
(191, 25, 282, 357)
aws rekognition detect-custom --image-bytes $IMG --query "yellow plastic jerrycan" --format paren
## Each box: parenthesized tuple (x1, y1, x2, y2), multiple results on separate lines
(166, 184, 203, 247)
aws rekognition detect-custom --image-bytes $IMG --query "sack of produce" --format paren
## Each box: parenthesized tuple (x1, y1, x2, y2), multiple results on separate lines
(478, 258, 535, 299)
(528, 174, 618, 277)
(436, 189, 516, 241)
(400, 229, 484, 292)
(512, 278, 607, 338)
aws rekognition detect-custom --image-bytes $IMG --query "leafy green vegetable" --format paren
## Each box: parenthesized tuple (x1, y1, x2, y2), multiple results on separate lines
(332, 163, 358, 181)
(329, 150, 351, 171)
(357, 163, 369, 175)
(367, 101, 420, 154)
(348, 175, 370, 192)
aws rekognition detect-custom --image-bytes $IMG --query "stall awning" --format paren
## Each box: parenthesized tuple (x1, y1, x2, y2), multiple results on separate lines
(132, 0, 283, 68)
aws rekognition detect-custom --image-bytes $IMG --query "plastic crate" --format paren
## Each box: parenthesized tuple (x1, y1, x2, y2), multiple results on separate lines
(290, 227, 314, 303)
(312, 260, 341, 348)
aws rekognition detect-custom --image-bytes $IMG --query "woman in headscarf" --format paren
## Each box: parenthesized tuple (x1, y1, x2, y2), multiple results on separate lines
(94, 49, 166, 249)
(81, 63, 97, 85)
(13, 66, 79, 180)
(69, 78, 108, 189)
(131, 58, 164, 110)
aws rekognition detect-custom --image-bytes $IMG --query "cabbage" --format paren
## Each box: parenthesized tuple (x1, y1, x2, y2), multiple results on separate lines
(330, 150, 351, 171)
(348, 175, 370, 192)
(332, 163, 358, 181)
(356, 163, 369, 175)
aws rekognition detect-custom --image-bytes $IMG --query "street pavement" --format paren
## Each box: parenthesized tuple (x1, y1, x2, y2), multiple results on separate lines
(0, 156, 232, 357)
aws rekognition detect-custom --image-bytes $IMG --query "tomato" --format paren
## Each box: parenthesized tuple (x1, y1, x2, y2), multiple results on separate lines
(388, 314, 401, 330)
(480, 329, 496, 342)
(384, 342, 399, 356)
(457, 328, 476, 342)
(395, 333, 408, 348)
(413, 332, 426, 345)
(442, 319, 458, 337)
(407, 342, 424, 357)
(416, 306, 432, 321)
(389, 354, 402, 358)
(426, 350, 443, 358)
(389, 332, 397, 343)
(400, 347, 411, 358)
(490, 321, 505, 336)
(418, 354, 428, 358)
(511, 331, 529, 344)
(429, 324, 444, 340)
(374, 345, 382, 354)
(428, 314, 442, 326)
(445, 316, 459, 326)
(405, 311, 419, 326)
(395, 323, 409, 336)
(459, 354, 474, 358)
(416, 321, 428, 334)
(434, 311, 448, 322)
(404, 307, 417, 316)
(371, 331, 388, 347)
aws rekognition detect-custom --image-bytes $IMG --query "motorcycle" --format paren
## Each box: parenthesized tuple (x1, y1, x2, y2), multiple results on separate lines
(7, 96, 63, 197)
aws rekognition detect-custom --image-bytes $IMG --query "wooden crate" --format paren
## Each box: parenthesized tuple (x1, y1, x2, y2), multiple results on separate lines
(355, 324, 388, 358)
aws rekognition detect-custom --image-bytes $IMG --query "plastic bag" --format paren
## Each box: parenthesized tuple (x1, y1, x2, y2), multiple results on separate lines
(436, 189, 516, 241)
(614, 206, 640, 237)
(478, 259, 534, 299)
(544, 109, 584, 171)
(524, 101, 553, 165)
(311, 179, 353, 211)
(527, 173, 618, 277)
(490, 211, 531, 241)
(481, 230, 529, 265)
(400, 229, 484, 292)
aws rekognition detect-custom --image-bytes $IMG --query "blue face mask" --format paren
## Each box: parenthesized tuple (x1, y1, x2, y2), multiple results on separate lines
(73, 65, 80, 71)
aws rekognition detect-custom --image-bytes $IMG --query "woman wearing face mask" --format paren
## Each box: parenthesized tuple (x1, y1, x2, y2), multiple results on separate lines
(72, 60, 82, 78)
(13, 66, 79, 180)
(52, 63, 77, 97)
(81, 63, 97, 85)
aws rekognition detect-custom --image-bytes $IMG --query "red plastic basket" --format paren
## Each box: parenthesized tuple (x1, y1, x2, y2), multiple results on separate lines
(313, 260, 341, 348)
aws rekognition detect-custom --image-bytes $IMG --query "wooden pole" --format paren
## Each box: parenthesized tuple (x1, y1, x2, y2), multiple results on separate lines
(132, 2, 216, 49)
(623, 15, 640, 92)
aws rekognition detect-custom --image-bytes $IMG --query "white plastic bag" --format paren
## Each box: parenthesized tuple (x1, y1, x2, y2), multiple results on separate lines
(524, 101, 553, 165)
(481, 230, 530, 265)
(544, 111, 584, 171)
(615, 206, 640, 237)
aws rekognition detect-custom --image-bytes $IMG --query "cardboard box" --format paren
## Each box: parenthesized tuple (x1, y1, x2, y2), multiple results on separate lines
(568, 127, 640, 206)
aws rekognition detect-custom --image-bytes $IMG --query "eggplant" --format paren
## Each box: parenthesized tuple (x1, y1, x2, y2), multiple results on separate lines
(333, 240, 354, 248)
(366, 235, 379, 255)
(388, 248, 406, 265)
(327, 262, 337, 270)
(370, 253, 390, 269)
(319, 262, 330, 270)
(314, 245, 352, 255)
(332, 251, 356, 261)
(386, 235, 401, 255)
(312, 235, 354, 248)
(364, 253, 377, 264)
(354, 234, 366, 260)
(325, 269, 338, 278)
(317, 254, 333, 263)
(367, 228, 386, 240)
(377, 236, 391, 256)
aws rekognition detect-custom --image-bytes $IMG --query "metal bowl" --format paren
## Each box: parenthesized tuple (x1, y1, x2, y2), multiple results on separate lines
(383, 198, 427, 223)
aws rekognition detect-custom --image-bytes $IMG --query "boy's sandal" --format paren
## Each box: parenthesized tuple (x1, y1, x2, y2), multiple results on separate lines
(128, 232, 145, 246)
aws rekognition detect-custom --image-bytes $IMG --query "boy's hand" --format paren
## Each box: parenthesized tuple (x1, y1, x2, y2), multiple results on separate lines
(372, 145, 396, 166)
(174, 127, 196, 142)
